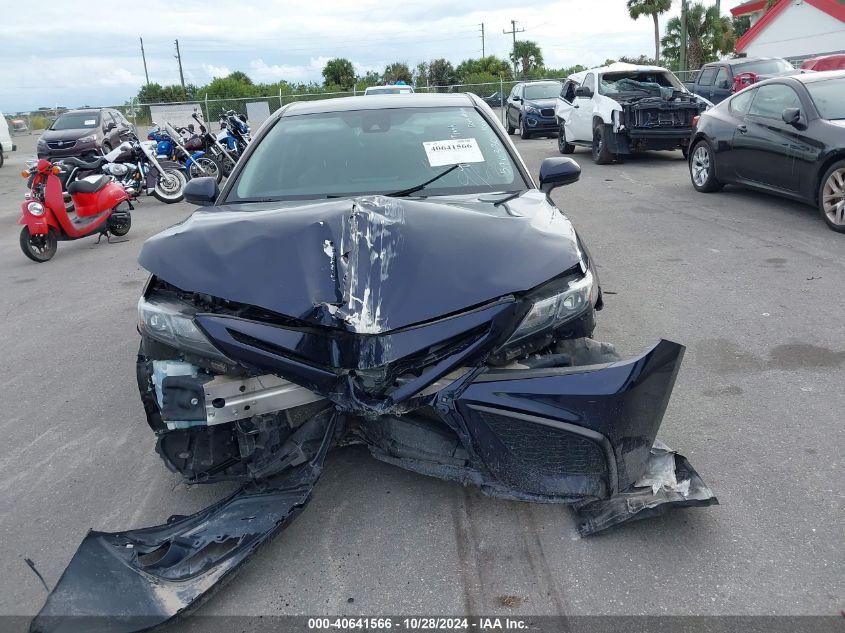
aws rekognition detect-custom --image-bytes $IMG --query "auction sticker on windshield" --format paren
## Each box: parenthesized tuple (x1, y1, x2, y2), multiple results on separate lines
(423, 138, 484, 167)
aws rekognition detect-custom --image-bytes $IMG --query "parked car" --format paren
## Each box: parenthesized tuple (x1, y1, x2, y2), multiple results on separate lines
(10, 118, 29, 135)
(505, 80, 562, 138)
(555, 63, 710, 164)
(482, 91, 504, 107)
(0, 112, 15, 168)
(684, 57, 800, 104)
(801, 54, 845, 72)
(688, 71, 845, 233)
(31, 92, 715, 633)
(36, 108, 135, 160)
(364, 84, 414, 95)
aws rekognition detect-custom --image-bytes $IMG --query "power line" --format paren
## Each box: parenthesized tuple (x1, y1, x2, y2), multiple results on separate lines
(480, 23, 485, 57)
(503, 20, 525, 75)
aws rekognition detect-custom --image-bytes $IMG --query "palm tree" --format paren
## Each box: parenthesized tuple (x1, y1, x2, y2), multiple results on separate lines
(661, 2, 735, 71)
(627, 0, 672, 65)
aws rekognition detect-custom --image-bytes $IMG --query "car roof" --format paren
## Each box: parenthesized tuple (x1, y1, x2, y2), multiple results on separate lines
(568, 62, 672, 83)
(517, 80, 561, 85)
(61, 108, 102, 114)
(282, 92, 476, 116)
(752, 69, 845, 87)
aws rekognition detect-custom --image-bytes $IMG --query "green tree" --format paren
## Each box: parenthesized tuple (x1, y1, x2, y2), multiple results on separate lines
(732, 15, 750, 37)
(627, 0, 672, 65)
(455, 56, 512, 81)
(413, 62, 429, 88)
(661, 3, 735, 70)
(427, 58, 456, 91)
(226, 71, 253, 85)
(509, 41, 544, 77)
(383, 62, 412, 84)
(619, 54, 658, 64)
(322, 58, 356, 89)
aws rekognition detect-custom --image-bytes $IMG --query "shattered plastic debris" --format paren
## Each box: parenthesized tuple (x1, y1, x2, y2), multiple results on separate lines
(634, 440, 692, 496)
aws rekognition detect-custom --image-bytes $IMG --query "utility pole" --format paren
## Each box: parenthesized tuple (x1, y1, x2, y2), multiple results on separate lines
(139, 37, 149, 86)
(503, 20, 525, 75)
(479, 23, 485, 57)
(174, 39, 185, 92)
(679, 0, 689, 74)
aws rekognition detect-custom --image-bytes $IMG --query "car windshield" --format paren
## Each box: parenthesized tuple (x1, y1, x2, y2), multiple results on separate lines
(227, 106, 525, 202)
(523, 82, 562, 99)
(805, 77, 845, 120)
(50, 112, 100, 130)
(735, 59, 793, 75)
(599, 71, 684, 97)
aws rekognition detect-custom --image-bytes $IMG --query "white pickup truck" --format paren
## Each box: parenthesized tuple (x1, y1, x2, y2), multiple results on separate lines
(554, 62, 712, 164)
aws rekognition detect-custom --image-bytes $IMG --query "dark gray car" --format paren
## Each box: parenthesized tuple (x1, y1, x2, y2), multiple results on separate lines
(37, 108, 135, 160)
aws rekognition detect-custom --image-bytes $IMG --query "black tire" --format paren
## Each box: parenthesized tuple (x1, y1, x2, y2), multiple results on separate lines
(506, 122, 515, 134)
(818, 159, 845, 233)
(591, 124, 614, 165)
(0, 148, 4, 168)
(108, 212, 132, 236)
(20, 226, 57, 262)
(153, 168, 187, 204)
(558, 125, 575, 154)
(689, 140, 723, 193)
(102, 142, 112, 155)
(520, 117, 532, 140)
(189, 155, 223, 184)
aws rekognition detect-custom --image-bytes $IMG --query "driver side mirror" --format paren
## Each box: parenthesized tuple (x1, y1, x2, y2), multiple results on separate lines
(184, 176, 219, 206)
(574, 86, 593, 99)
(105, 121, 116, 132)
(512, 95, 522, 102)
(782, 107, 803, 128)
(539, 157, 581, 194)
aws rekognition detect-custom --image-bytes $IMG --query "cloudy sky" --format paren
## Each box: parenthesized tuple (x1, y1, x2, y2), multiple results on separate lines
(1, 0, 702, 112)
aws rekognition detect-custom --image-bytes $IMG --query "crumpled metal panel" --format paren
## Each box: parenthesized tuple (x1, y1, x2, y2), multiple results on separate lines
(29, 412, 338, 633)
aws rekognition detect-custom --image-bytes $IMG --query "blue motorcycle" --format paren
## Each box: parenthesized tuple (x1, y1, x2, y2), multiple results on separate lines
(147, 123, 223, 184)
(219, 110, 251, 159)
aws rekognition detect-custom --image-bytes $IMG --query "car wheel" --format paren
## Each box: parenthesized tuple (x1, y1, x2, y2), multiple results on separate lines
(689, 140, 723, 193)
(591, 124, 613, 165)
(558, 125, 575, 154)
(19, 227, 57, 263)
(0, 148, 4, 168)
(818, 159, 845, 233)
(520, 118, 532, 140)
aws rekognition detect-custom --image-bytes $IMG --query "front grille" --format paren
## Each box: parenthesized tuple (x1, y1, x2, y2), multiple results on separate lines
(47, 140, 77, 149)
(540, 108, 555, 117)
(477, 410, 607, 476)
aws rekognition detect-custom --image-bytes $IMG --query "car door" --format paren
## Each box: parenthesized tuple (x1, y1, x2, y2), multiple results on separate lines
(555, 80, 576, 126)
(712, 66, 732, 103)
(716, 88, 756, 180)
(566, 73, 595, 142)
(506, 85, 522, 128)
(102, 111, 119, 148)
(732, 83, 805, 192)
(695, 66, 717, 101)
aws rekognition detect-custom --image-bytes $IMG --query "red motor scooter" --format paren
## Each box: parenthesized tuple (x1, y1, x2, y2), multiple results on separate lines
(19, 159, 133, 262)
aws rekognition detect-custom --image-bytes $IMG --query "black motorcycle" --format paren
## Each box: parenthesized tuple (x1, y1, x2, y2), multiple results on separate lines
(191, 112, 238, 177)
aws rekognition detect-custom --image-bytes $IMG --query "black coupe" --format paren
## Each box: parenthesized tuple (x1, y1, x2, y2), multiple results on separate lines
(688, 71, 845, 233)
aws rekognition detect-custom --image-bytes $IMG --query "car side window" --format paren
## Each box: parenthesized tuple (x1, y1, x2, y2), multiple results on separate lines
(748, 84, 801, 119)
(729, 88, 756, 116)
(581, 74, 595, 96)
(698, 67, 717, 86)
(102, 111, 116, 130)
(714, 67, 730, 89)
(560, 81, 577, 104)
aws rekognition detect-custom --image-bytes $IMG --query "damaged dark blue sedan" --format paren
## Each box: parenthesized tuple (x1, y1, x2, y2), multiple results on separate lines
(32, 94, 716, 633)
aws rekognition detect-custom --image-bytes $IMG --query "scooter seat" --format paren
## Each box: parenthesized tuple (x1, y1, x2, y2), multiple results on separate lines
(68, 175, 110, 195)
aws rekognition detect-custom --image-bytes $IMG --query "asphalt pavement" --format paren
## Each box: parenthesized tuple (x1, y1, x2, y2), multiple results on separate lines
(0, 131, 842, 629)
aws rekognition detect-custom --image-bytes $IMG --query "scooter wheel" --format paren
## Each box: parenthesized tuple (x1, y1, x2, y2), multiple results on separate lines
(20, 226, 57, 263)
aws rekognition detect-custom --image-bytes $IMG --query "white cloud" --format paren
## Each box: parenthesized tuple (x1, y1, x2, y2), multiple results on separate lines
(249, 57, 332, 83)
(202, 63, 232, 79)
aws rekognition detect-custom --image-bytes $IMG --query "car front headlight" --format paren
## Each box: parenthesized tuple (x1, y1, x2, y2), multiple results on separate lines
(138, 295, 229, 362)
(506, 270, 594, 345)
(524, 105, 540, 115)
(78, 134, 98, 144)
(27, 201, 45, 216)
(37, 138, 47, 148)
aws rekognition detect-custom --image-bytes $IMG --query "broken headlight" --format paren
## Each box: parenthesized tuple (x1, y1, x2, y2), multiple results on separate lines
(506, 270, 594, 345)
(138, 295, 229, 363)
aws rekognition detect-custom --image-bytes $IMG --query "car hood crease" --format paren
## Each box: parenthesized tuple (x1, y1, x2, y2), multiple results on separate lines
(139, 193, 583, 333)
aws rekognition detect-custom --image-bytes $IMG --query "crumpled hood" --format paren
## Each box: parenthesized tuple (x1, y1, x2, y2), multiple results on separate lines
(139, 192, 583, 333)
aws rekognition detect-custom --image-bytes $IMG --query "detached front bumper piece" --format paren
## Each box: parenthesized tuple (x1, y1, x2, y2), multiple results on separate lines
(30, 413, 338, 633)
(32, 340, 716, 632)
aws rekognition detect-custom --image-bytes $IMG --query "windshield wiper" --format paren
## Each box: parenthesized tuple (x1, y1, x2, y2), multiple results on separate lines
(385, 164, 461, 198)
